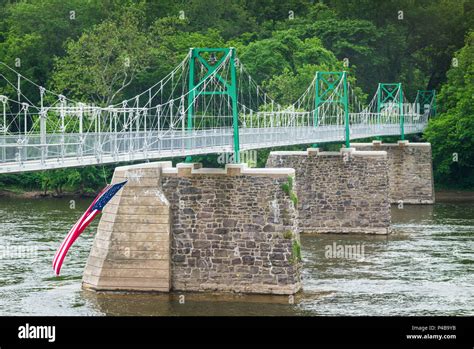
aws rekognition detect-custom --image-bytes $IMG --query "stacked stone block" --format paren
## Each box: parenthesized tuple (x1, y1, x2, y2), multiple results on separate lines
(352, 140, 435, 204)
(266, 148, 391, 234)
(162, 163, 301, 295)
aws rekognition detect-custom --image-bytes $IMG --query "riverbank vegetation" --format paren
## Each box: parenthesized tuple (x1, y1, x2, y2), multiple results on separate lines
(0, 0, 472, 195)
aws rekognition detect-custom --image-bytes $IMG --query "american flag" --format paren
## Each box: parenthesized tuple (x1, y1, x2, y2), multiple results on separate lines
(52, 180, 127, 276)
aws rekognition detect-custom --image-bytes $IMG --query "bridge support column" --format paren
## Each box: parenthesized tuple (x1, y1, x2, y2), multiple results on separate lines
(83, 162, 172, 292)
(266, 148, 391, 234)
(83, 161, 302, 295)
(352, 140, 435, 204)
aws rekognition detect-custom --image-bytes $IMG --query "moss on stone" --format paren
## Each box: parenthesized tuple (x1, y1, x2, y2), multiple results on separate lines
(290, 239, 302, 264)
(281, 176, 298, 207)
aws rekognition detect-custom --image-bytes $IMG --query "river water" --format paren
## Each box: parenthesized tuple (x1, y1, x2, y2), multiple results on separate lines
(0, 196, 472, 316)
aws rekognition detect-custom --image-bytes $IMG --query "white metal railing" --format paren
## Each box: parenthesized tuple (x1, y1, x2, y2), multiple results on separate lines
(0, 120, 428, 173)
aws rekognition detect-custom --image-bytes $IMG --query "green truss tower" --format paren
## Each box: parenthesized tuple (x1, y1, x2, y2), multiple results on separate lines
(314, 71, 350, 148)
(377, 83, 404, 140)
(186, 47, 240, 163)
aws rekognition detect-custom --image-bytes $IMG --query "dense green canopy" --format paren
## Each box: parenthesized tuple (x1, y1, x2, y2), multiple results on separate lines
(0, 0, 472, 194)
(424, 32, 474, 188)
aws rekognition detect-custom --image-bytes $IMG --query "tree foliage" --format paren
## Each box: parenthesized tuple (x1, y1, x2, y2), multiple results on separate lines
(424, 32, 474, 188)
(51, 10, 151, 106)
(0, 0, 472, 193)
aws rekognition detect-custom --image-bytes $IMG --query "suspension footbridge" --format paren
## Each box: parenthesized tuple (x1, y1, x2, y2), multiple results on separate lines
(0, 47, 435, 174)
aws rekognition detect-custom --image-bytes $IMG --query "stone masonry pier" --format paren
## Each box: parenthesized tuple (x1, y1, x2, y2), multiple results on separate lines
(351, 140, 435, 204)
(266, 148, 391, 234)
(83, 161, 302, 295)
(83, 161, 172, 292)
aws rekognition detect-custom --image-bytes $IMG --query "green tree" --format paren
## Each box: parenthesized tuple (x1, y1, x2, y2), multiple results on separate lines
(0, 0, 119, 93)
(326, 0, 472, 97)
(244, 0, 310, 25)
(424, 32, 474, 188)
(238, 30, 348, 105)
(260, 4, 391, 96)
(239, 30, 339, 84)
(140, 16, 225, 92)
(303, 19, 380, 94)
(183, 0, 257, 39)
(51, 11, 151, 106)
